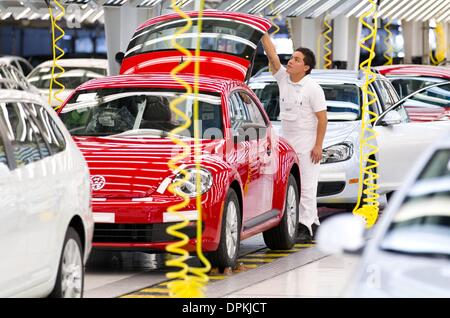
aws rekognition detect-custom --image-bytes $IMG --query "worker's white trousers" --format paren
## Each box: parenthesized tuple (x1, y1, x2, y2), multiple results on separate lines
(297, 152, 320, 235)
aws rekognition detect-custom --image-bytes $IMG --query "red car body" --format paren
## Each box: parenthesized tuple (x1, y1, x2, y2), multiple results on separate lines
(58, 11, 300, 257)
(376, 65, 450, 122)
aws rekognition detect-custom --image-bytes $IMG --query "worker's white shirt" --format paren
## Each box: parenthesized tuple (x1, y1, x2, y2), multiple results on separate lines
(273, 66, 327, 154)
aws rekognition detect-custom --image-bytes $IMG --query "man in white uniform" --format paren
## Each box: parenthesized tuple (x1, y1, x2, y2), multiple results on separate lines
(261, 33, 328, 242)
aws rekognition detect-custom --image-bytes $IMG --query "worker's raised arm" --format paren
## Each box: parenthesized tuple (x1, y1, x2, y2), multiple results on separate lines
(261, 32, 281, 74)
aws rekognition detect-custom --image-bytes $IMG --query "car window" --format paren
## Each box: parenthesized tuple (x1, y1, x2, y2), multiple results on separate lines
(250, 82, 361, 122)
(0, 102, 49, 167)
(228, 91, 267, 140)
(18, 60, 32, 76)
(126, 19, 260, 60)
(390, 77, 447, 98)
(27, 103, 66, 154)
(403, 82, 450, 109)
(236, 91, 267, 126)
(374, 79, 397, 110)
(418, 149, 450, 180)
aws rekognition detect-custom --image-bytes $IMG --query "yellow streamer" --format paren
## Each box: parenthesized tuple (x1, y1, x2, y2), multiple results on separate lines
(430, 22, 446, 65)
(47, 0, 65, 111)
(383, 19, 393, 65)
(353, 0, 380, 228)
(165, 0, 210, 298)
(322, 14, 333, 69)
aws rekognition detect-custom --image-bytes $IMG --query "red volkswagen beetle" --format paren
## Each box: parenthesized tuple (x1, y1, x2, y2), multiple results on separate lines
(58, 11, 301, 269)
(375, 65, 450, 122)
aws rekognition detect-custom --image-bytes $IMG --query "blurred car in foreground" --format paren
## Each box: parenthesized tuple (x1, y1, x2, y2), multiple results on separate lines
(27, 59, 108, 108)
(0, 88, 93, 297)
(249, 70, 450, 209)
(317, 132, 450, 297)
(375, 65, 450, 122)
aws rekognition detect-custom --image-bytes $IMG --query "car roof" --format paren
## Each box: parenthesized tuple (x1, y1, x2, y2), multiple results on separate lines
(249, 69, 373, 86)
(0, 56, 27, 63)
(76, 73, 240, 94)
(375, 64, 450, 79)
(0, 88, 45, 104)
(35, 58, 109, 69)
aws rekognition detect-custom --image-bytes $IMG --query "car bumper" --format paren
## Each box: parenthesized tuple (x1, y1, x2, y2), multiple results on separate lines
(317, 156, 359, 204)
(90, 194, 224, 252)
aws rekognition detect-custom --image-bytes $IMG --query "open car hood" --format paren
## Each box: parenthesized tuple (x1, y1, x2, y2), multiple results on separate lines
(120, 10, 272, 82)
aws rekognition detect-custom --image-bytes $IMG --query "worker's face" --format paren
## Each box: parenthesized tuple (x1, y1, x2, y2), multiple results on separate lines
(287, 51, 310, 76)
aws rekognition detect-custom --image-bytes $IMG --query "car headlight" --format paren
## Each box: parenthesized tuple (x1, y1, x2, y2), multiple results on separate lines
(172, 168, 213, 197)
(321, 142, 353, 164)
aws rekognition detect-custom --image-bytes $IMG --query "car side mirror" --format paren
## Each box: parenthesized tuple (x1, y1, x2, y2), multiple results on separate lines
(316, 214, 366, 255)
(115, 51, 125, 64)
(379, 109, 402, 126)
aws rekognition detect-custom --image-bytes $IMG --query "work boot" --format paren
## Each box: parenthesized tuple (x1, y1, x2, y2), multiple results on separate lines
(296, 223, 318, 243)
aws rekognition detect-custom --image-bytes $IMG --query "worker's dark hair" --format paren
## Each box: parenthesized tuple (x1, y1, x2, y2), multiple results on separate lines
(295, 47, 316, 75)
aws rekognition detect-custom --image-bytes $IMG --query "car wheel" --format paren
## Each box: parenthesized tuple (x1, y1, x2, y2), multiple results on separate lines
(207, 189, 241, 270)
(263, 174, 299, 250)
(48, 227, 84, 298)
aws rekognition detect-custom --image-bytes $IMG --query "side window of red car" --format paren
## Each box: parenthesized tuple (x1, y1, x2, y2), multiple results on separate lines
(228, 91, 267, 141)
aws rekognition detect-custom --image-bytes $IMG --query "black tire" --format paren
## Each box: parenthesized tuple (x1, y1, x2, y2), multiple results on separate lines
(207, 189, 241, 270)
(48, 227, 84, 298)
(263, 174, 299, 250)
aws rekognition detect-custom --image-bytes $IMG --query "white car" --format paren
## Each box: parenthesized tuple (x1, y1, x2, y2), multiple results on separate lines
(0, 55, 34, 76)
(27, 59, 108, 108)
(249, 70, 450, 207)
(0, 88, 94, 297)
(317, 132, 450, 297)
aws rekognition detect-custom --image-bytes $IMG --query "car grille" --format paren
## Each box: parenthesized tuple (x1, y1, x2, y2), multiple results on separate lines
(93, 223, 202, 243)
(317, 181, 346, 197)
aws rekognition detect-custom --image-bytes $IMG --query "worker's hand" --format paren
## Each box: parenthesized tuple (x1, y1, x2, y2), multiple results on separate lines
(311, 145, 323, 164)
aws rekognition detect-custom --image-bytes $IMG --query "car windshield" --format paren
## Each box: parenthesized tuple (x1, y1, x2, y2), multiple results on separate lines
(28, 69, 103, 89)
(59, 88, 223, 139)
(380, 149, 450, 258)
(249, 82, 361, 121)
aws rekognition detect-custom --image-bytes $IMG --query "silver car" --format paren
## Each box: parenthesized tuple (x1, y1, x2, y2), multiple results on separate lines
(317, 132, 450, 297)
(249, 70, 450, 209)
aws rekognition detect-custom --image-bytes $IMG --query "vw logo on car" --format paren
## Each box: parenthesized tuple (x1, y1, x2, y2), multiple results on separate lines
(90, 175, 106, 191)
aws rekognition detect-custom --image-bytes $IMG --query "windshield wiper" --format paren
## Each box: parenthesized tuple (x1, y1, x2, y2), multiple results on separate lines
(382, 248, 450, 260)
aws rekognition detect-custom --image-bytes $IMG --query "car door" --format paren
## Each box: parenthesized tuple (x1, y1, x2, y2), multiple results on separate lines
(2, 101, 55, 287)
(374, 82, 450, 193)
(230, 90, 274, 228)
(0, 113, 27, 296)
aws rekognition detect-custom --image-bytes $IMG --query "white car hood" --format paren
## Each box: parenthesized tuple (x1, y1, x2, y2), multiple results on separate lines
(271, 120, 360, 148)
(324, 121, 361, 148)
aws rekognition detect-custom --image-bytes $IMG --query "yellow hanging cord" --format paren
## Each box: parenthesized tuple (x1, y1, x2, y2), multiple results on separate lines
(165, 0, 209, 298)
(383, 18, 393, 65)
(47, 0, 65, 111)
(430, 22, 446, 65)
(353, 0, 380, 228)
(322, 14, 333, 69)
